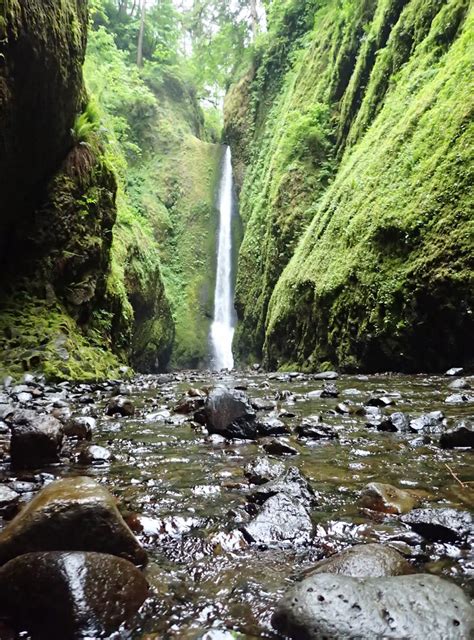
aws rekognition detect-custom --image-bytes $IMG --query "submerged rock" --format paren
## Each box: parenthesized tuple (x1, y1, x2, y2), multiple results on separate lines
(242, 493, 313, 545)
(305, 543, 413, 578)
(106, 397, 135, 417)
(195, 387, 257, 439)
(9, 414, 63, 469)
(439, 421, 474, 448)
(401, 508, 472, 542)
(272, 573, 474, 639)
(359, 482, 416, 515)
(0, 551, 148, 639)
(244, 457, 285, 485)
(0, 477, 147, 566)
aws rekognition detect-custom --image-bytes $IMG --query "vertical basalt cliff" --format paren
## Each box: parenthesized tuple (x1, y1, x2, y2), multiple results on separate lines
(0, 0, 174, 379)
(225, 0, 473, 372)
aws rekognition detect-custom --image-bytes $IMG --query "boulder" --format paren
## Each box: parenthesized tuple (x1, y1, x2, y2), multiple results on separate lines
(256, 416, 289, 437)
(242, 493, 313, 545)
(262, 439, 298, 456)
(106, 397, 135, 417)
(195, 387, 256, 439)
(448, 378, 471, 390)
(249, 466, 315, 507)
(445, 367, 464, 376)
(0, 551, 148, 639)
(409, 411, 445, 434)
(63, 416, 95, 440)
(0, 477, 147, 566)
(439, 421, 474, 448)
(272, 573, 474, 639)
(76, 444, 112, 465)
(305, 543, 413, 578)
(244, 457, 285, 485)
(295, 421, 338, 440)
(313, 371, 339, 380)
(251, 397, 276, 411)
(0, 487, 20, 517)
(359, 482, 416, 515)
(377, 411, 411, 433)
(401, 508, 472, 542)
(9, 414, 63, 469)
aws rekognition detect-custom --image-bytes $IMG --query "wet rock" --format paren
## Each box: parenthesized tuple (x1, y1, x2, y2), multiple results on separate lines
(448, 377, 471, 390)
(63, 416, 95, 440)
(313, 371, 339, 380)
(439, 421, 474, 448)
(0, 487, 19, 517)
(242, 493, 313, 545)
(377, 411, 411, 433)
(0, 551, 148, 639)
(359, 483, 416, 515)
(272, 573, 474, 639)
(306, 543, 413, 578)
(16, 392, 32, 404)
(256, 416, 289, 437)
(262, 439, 298, 456)
(106, 397, 135, 417)
(445, 393, 473, 404)
(244, 457, 285, 485)
(366, 396, 394, 408)
(249, 466, 315, 507)
(175, 395, 205, 414)
(195, 387, 257, 439)
(9, 414, 63, 469)
(401, 508, 472, 542)
(76, 444, 112, 465)
(409, 411, 445, 434)
(295, 421, 338, 440)
(275, 389, 295, 402)
(445, 367, 464, 376)
(0, 476, 147, 566)
(251, 397, 276, 411)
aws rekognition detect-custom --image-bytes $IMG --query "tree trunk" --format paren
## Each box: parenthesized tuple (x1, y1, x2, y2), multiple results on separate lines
(137, 0, 146, 67)
(250, 0, 259, 40)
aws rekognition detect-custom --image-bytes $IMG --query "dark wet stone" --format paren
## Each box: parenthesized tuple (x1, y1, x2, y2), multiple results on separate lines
(63, 416, 95, 440)
(321, 382, 339, 398)
(359, 483, 416, 515)
(272, 573, 474, 639)
(0, 477, 147, 566)
(409, 411, 445, 434)
(439, 421, 474, 448)
(195, 387, 257, 439)
(295, 421, 338, 440)
(262, 439, 298, 456)
(0, 487, 19, 516)
(251, 397, 276, 411)
(0, 405, 14, 421)
(401, 508, 472, 542)
(175, 395, 205, 414)
(306, 544, 413, 578)
(445, 367, 464, 376)
(335, 402, 352, 414)
(76, 444, 112, 465)
(366, 396, 394, 408)
(106, 397, 135, 417)
(378, 411, 411, 433)
(9, 415, 63, 469)
(244, 457, 285, 485)
(242, 493, 313, 545)
(275, 389, 295, 401)
(313, 371, 339, 380)
(256, 416, 289, 437)
(0, 551, 149, 639)
(250, 466, 315, 507)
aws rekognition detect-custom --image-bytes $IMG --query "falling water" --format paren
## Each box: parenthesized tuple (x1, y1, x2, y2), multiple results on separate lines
(211, 146, 236, 370)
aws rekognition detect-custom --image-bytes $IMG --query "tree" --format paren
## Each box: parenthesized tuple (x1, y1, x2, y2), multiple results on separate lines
(136, 0, 146, 66)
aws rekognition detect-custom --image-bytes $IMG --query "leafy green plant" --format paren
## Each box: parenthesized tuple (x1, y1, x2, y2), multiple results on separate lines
(72, 100, 101, 144)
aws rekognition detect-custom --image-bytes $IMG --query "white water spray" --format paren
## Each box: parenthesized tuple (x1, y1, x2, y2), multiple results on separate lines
(211, 146, 236, 370)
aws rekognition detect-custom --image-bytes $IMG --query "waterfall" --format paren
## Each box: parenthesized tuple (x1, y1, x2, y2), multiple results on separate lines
(211, 146, 236, 370)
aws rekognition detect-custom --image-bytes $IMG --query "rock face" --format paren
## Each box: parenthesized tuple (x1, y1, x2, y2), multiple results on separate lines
(9, 414, 63, 469)
(0, 477, 147, 566)
(242, 493, 313, 545)
(306, 544, 413, 578)
(359, 483, 416, 515)
(196, 387, 257, 439)
(272, 573, 474, 639)
(0, 551, 149, 639)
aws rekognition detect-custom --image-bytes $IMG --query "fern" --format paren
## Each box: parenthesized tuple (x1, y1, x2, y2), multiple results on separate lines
(72, 100, 101, 144)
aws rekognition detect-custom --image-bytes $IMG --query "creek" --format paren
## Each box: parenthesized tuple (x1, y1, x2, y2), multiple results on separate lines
(0, 369, 472, 637)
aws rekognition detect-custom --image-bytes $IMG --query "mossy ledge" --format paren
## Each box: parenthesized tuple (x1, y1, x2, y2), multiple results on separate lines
(225, 0, 473, 372)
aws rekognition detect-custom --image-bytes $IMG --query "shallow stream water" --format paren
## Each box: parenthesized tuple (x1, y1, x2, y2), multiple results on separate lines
(1, 370, 473, 638)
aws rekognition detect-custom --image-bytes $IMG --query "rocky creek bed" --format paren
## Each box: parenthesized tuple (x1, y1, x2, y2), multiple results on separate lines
(0, 369, 472, 638)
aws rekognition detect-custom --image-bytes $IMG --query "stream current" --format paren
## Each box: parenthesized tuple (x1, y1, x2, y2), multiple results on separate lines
(0, 369, 472, 638)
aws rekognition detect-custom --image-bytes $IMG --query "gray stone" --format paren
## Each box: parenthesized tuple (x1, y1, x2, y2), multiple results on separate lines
(63, 416, 95, 440)
(262, 439, 298, 456)
(0, 551, 148, 638)
(439, 422, 474, 448)
(76, 444, 112, 465)
(378, 411, 411, 432)
(445, 367, 464, 376)
(401, 508, 472, 542)
(448, 378, 471, 390)
(106, 396, 135, 417)
(244, 457, 285, 485)
(250, 466, 315, 507)
(305, 544, 413, 578)
(9, 414, 63, 469)
(242, 493, 313, 545)
(256, 416, 289, 437)
(272, 573, 474, 639)
(195, 387, 256, 439)
(410, 411, 445, 433)
(313, 371, 339, 380)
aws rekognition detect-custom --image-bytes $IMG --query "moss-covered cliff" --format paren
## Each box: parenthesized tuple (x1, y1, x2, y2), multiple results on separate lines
(225, 0, 473, 372)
